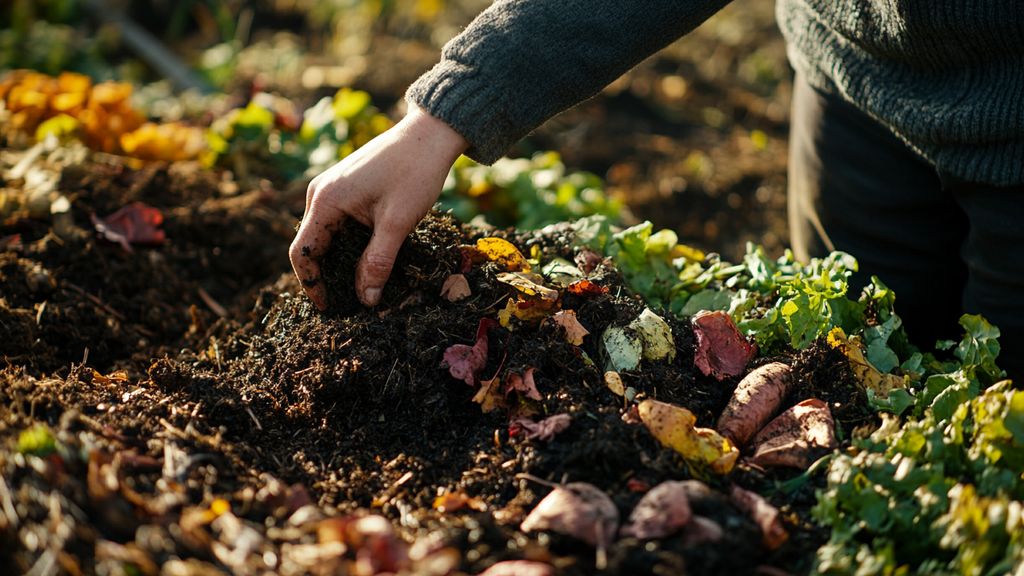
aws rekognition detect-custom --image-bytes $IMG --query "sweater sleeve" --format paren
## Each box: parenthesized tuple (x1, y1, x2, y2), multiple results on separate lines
(406, 0, 732, 164)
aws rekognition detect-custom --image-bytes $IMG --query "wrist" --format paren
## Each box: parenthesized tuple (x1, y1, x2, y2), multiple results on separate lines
(401, 104, 470, 162)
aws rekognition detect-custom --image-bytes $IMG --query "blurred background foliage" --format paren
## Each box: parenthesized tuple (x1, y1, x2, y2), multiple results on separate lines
(0, 0, 792, 259)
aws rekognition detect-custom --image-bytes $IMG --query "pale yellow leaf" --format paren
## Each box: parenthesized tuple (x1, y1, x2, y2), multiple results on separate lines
(637, 399, 738, 474)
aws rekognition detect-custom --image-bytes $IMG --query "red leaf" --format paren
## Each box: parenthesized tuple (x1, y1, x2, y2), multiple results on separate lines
(692, 311, 756, 380)
(0, 234, 22, 251)
(91, 202, 165, 252)
(626, 478, 650, 493)
(567, 279, 608, 296)
(442, 318, 498, 386)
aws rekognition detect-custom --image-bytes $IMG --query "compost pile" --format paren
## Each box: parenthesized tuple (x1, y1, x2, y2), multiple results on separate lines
(0, 139, 874, 575)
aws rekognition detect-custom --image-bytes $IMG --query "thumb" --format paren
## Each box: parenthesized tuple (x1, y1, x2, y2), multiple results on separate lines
(355, 225, 405, 307)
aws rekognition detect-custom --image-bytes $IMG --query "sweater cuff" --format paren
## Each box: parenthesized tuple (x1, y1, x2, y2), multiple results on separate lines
(406, 60, 517, 165)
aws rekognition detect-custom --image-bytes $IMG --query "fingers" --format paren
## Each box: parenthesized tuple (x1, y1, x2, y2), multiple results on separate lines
(289, 199, 344, 311)
(356, 221, 406, 307)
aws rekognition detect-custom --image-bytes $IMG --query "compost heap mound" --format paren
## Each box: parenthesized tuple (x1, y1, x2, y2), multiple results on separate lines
(0, 158, 865, 576)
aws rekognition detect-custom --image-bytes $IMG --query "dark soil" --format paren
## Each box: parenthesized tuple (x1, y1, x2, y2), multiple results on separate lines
(0, 151, 859, 575)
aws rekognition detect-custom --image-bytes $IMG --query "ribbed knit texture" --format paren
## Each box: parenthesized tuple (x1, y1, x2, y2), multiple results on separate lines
(408, 0, 1024, 186)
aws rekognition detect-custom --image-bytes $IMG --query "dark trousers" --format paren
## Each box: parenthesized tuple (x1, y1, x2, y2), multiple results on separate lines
(787, 74, 1024, 381)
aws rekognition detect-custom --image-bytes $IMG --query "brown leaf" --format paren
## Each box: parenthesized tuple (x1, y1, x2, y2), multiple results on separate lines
(496, 272, 559, 302)
(472, 376, 504, 413)
(510, 413, 571, 441)
(520, 482, 619, 554)
(548, 310, 589, 345)
(574, 248, 604, 275)
(620, 480, 693, 540)
(505, 367, 542, 401)
(440, 274, 471, 302)
(749, 398, 837, 469)
(433, 492, 487, 514)
(729, 485, 789, 551)
(692, 310, 756, 380)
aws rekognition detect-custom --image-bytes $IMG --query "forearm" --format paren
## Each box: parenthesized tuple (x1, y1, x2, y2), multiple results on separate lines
(407, 0, 732, 164)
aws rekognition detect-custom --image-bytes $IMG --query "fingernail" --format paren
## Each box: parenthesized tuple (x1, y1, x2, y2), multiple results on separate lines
(363, 287, 381, 306)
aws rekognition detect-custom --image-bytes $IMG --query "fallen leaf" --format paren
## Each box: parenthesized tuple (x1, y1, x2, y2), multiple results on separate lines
(749, 398, 837, 469)
(548, 310, 589, 345)
(520, 481, 618, 566)
(472, 376, 504, 413)
(440, 274, 471, 302)
(680, 516, 724, 546)
(626, 478, 650, 493)
(602, 309, 676, 372)
(602, 326, 643, 372)
(510, 414, 571, 441)
(497, 296, 558, 328)
(827, 327, 906, 398)
(604, 371, 625, 397)
(620, 481, 693, 539)
(442, 318, 497, 386)
(638, 399, 739, 474)
(477, 560, 554, 576)
(91, 202, 165, 252)
(506, 367, 542, 401)
(540, 257, 583, 286)
(692, 310, 756, 380)
(633, 308, 676, 362)
(0, 234, 23, 251)
(91, 369, 129, 385)
(476, 237, 530, 272)
(729, 485, 789, 551)
(496, 272, 559, 302)
(574, 248, 604, 274)
(433, 492, 486, 514)
(567, 279, 608, 296)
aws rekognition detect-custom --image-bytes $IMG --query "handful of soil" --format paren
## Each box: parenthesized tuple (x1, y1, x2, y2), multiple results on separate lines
(320, 214, 463, 315)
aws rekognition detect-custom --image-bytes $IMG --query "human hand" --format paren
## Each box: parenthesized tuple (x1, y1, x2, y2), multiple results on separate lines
(289, 105, 469, 310)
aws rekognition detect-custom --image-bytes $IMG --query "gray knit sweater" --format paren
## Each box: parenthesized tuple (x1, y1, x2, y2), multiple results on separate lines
(407, 0, 1024, 186)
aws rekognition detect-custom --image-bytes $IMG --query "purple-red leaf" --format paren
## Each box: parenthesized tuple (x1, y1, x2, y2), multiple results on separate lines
(442, 318, 497, 386)
(510, 413, 571, 442)
(91, 202, 165, 252)
(692, 310, 756, 380)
